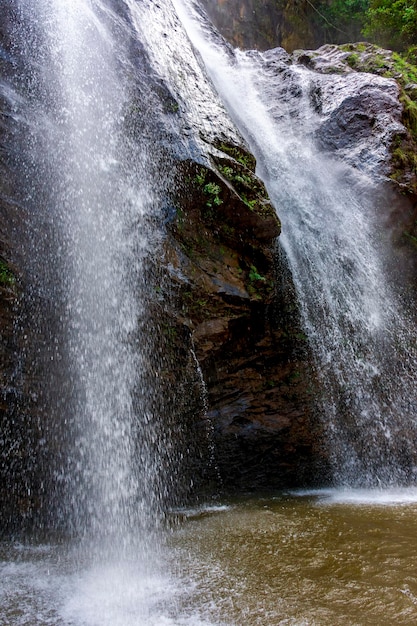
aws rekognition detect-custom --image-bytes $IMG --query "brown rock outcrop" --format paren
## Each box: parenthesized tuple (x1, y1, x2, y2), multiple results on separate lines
(200, 0, 364, 52)
(159, 140, 328, 490)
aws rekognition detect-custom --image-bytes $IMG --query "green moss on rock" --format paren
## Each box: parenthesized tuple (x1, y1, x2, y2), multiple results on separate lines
(213, 139, 257, 171)
(0, 258, 16, 289)
(334, 44, 417, 194)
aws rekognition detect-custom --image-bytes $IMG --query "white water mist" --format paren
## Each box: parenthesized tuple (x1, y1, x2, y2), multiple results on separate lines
(14, 0, 167, 550)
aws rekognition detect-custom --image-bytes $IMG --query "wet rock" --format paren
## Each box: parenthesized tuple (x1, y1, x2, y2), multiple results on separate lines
(166, 39, 417, 490)
(200, 0, 364, 52)
(290, 45, 405, 178)
(161, 140, 328, 490)
(129, 4, 331, 492)
(293, 43, 417, 263)
(0, 0, 333, 532)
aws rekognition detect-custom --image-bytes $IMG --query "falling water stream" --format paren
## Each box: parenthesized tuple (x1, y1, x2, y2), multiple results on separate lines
(10, 0, 175, 550)
(2, 0, 417, 624)
(1, 0, 198, 622)
(174, 0, 417, 487)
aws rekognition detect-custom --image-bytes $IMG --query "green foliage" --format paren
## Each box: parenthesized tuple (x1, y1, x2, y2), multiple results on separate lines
(194, 170, 206, 186)
(218, 162, 266, 211)
(318, 0, 369, 22)
(400, 93, 417, 137)
(240, 194, 257, 210)
(0, 259, 15, 287)
(217, 142, 256, 170)
(219, 165, 234, 179)
(249, 265, 266, 282)
(311, 0, 417, 53)
(391, 51, 417, 83)
(193, 168, 223, 211)
(203, 182, 223, 208)
(404, 45, 417, 64)
(363, 0, 417, 51)
(346, 52, 360, 67)
(203, 181, 221, 196)
(314, 0, 369, 43)
(219, 164, 253, 186)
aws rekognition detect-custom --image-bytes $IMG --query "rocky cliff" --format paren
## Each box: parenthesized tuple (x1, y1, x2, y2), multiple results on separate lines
(1, 1, 417, 532)
(157, 35, 417, 493)
(0, 1, 329, 532)
(161, 142, 327, 492)
(292, 42, 417, 270)
(200, 0, 365, 52)
(135, 1, 329, 493)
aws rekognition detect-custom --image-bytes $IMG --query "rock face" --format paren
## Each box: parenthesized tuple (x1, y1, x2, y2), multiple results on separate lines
(2, 1, 417, 531)
(0, 1, 330, 532)
(161, 37, 417, 491)
(291, 43, 417, 264)
(163, 145, 327, 490)
(200, 0, 364, 52)
(293, 45, 407, 174)
(135, 2, 329, 492)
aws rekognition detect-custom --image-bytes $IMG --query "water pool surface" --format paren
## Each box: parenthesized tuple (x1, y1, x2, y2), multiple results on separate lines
(2, 490, 417, 625)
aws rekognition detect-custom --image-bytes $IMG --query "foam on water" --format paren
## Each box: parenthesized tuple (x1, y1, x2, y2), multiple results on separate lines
(291, 487, 417, 506)
(0, 543, 221, 626)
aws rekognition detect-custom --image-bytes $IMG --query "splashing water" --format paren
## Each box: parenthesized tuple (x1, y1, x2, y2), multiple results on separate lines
(0, 0, 223, 621)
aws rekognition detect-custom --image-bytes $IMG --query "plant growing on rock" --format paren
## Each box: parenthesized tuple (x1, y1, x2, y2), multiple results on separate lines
(249, 265, 266, 282)
(363, 0, 417, 52)
(0, 259, 15, 288)
(203, 181, 223, 208)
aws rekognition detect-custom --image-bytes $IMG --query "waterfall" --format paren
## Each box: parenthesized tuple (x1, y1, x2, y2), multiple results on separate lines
(4, 0, 179, 546)
(174, 0, 417, 487)
(3, 0, 417, 623)
(3, 0, 417, 539)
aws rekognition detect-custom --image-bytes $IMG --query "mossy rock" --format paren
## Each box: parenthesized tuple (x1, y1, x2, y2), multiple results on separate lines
(334, 44, 417, 194)
(212, 139, 257, 172)
(171, 159, 280, 250)
(0, 258, 16, 291)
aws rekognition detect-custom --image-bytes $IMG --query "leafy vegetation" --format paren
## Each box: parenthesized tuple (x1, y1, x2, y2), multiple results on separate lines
(218, 164, 253, 187)
(363, 0, 417, 51)
(216, 142, 256, 171)
(314, 0, 369, 43)
(193, 168, 223, 213)
(391, 51, 417, 83)
(249, 265, 266, 282)
(308, 0, 417, 54)
(0, 259, 15, 288)
(203, 182, 222, 208)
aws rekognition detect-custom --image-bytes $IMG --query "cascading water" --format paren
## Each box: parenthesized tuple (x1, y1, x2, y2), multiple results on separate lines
(174, 0, 417, 487)
(11, 0, 169, 548)
(0, 0, 191, 622)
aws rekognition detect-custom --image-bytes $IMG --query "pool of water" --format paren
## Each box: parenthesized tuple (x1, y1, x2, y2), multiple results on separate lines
(2, 490, 417, 625)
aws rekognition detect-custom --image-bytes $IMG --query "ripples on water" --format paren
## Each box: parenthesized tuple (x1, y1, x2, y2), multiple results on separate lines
(2, 491, 417, 625)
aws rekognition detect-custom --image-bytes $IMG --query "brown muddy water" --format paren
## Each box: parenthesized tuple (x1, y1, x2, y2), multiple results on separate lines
(2, 489, 417, 625)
